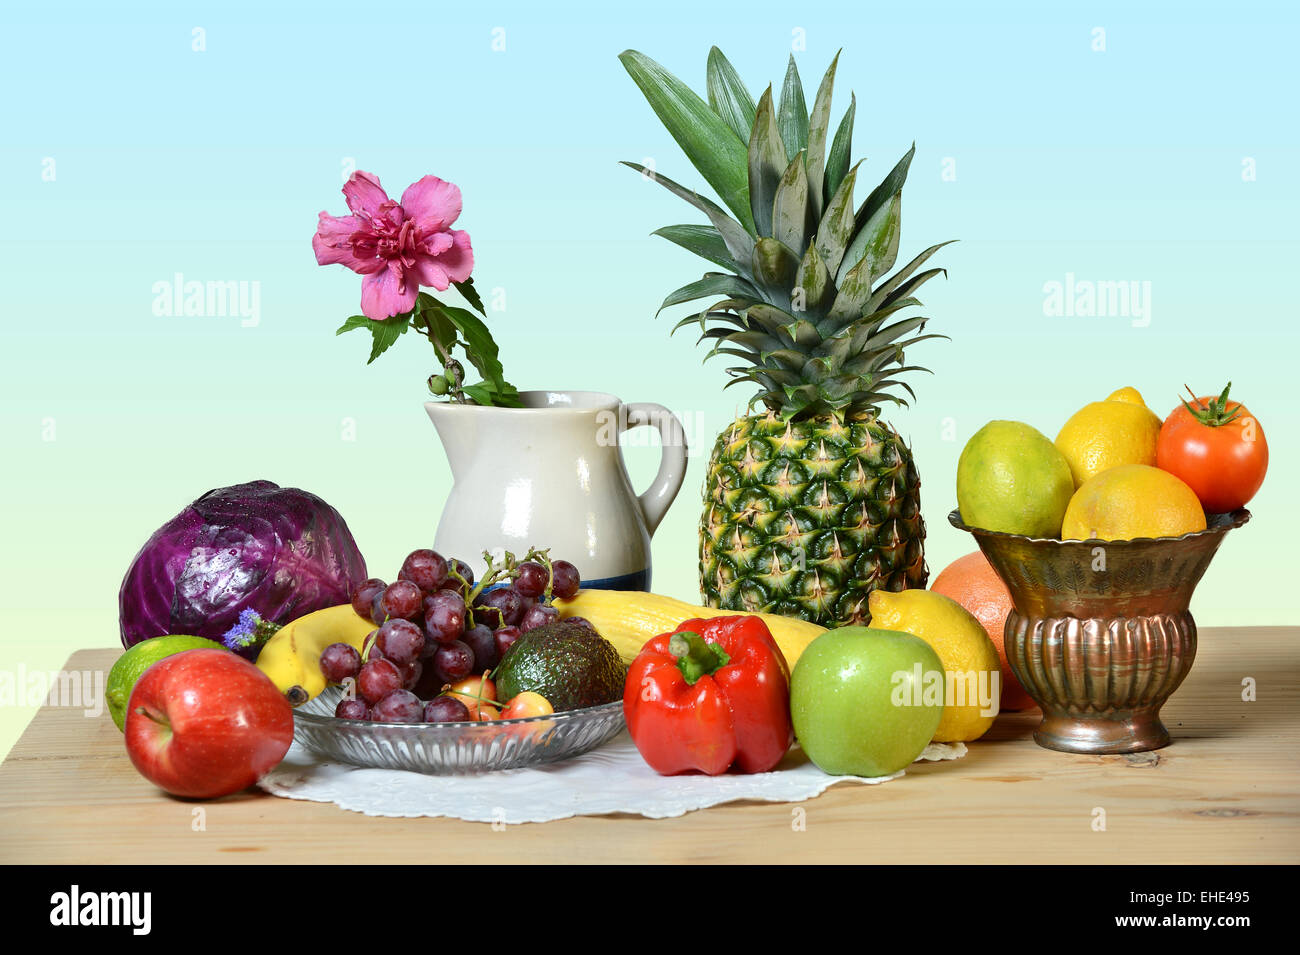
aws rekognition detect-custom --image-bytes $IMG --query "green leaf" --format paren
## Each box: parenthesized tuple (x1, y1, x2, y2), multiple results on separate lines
(804, 51, 840, 221)
(622, 162, 754, 266)
(814, 161, 860, 278)
(707, 345, 762, 365)
(652, 224, 744, 273)
(777, 317, 822, 350)
(335, 315, 372, 336)
(870, 195, 904, 279)
(826, 254, 875, 324)
(734, 302, 787, 337)
(856, 144, 915, 237)
(748, 303, 802, 341)
(776, 55, 808, 166)
(657, 274, 761, 314)
(415, 293, 456, 348)
(674, 312, 710, 336)
(747, 87, 787, 238)
(824, 92, 856, 203)
(462, 379, 523, 408)
(794, 242, 832, 315)
(439, 305, 509, 391)
(751, 237, 800, 293)
(706, 47, 756, 143)
(619, 50, 754, 233)
(821, 295, 922, 340)
(772, 151, 813, 253)
(758, 348, 809, 371)
(702, 328, 783, 354)
(683, 307, 749, 337)
(878, 267, 947, 311)
(838, 191, 901, 285)
(864, 241, 957, 312)
(849, 316, 933, 353)
(754, 367, 801, 389)
(358, 314, 411, 365)
(418, 295, 522, 407)
(780, 382, 821, 417)
(453, 278, 486, 316)
(720, 372, 757, 391)
(812, 329, 854, 366)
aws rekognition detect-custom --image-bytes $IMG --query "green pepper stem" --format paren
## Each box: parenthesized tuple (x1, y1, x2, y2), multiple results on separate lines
(669, 631, 731, 685)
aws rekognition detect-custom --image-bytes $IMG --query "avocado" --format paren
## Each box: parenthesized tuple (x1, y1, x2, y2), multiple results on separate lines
(493, 620, 626, 711)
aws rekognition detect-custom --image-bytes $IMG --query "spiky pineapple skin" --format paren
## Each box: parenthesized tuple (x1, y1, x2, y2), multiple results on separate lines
(700, 410, 927, 627)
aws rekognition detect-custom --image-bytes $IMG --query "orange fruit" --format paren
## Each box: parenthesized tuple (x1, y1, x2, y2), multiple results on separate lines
(930, 551, 1037, 711)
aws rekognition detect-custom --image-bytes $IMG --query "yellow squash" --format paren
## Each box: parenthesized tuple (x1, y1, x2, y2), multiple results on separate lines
(554, 589, 825, 667)
(255, 604, 374, 704)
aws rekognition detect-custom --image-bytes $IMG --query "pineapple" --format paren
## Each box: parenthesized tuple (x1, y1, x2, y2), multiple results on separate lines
(621, 47, 953, 627)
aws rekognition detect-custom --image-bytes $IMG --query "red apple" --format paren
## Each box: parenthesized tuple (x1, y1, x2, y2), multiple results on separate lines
(124, 649, 294, 799)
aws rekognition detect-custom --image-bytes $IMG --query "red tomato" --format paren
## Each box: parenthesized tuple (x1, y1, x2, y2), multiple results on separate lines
(1156, 384, 1268, 513)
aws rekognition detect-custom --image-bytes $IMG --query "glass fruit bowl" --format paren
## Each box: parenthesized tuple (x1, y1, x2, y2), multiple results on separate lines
(292, 685, 626, 774)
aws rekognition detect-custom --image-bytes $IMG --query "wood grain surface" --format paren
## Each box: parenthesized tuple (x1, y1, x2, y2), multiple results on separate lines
(1, 628, 1296, 864)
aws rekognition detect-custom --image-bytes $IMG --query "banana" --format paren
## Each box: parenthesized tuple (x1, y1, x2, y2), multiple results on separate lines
(554, 589, 826, 668)
(255, 604, 374, 705)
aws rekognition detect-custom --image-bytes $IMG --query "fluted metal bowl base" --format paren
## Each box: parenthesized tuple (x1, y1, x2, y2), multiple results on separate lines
(1034, 711, 1170, 754)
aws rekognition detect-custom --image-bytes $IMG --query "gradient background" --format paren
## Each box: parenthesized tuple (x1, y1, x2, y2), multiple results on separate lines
(2, 0, 1296, 757)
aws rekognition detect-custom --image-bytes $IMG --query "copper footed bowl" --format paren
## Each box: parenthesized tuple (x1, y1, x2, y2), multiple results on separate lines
(949, 508, 1250, 754)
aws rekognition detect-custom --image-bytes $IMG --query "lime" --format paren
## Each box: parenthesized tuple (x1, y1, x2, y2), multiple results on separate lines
(957, 420, 1074, 538)
(105, 635, 226, 730)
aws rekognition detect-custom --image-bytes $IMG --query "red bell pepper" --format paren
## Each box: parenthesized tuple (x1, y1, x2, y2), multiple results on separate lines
(623, 615, 793, 775)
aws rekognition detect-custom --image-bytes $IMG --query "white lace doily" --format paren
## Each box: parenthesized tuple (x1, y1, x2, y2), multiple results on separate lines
(259, 732, 965, 824)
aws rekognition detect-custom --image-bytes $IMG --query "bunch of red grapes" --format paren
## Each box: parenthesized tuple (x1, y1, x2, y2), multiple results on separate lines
(320, 548, 581, 723)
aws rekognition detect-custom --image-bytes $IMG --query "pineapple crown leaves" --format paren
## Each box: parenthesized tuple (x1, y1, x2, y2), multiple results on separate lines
(620, 47, 956, 421)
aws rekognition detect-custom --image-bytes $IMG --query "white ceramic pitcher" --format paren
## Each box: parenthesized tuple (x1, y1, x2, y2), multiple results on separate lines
(425, 391, 688, 590)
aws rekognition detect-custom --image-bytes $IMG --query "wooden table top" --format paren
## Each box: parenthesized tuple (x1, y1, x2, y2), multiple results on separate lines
(1, 628, 1296, 864)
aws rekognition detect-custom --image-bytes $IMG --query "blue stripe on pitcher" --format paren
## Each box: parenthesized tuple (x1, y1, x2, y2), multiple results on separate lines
(580, 568, 650, 592)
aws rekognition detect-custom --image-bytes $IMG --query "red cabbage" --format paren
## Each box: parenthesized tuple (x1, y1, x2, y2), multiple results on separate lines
(119, 480, 367, 655)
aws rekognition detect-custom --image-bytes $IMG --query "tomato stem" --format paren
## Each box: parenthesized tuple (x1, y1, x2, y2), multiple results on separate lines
(1181, 382, 1242, 427)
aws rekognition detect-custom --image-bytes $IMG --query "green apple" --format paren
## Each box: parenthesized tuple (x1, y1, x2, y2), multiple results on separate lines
(790, 626, 945, 777)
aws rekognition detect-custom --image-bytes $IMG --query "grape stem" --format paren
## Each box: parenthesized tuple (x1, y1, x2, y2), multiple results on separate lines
(450, 548, 558, 636)
(361, 618, 388, 662)
(440, 671, 497, 710)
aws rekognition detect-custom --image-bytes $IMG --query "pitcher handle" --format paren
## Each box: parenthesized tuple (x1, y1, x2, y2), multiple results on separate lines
(619, 402, 689, 536)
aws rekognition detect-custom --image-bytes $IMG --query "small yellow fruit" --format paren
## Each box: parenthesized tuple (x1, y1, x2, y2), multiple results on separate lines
(1061, 464, 1207, 541)
(554, 589, 824, 667)
(867, 589, 1001, 743)
(1054, 390, 1163, 489)
(1106, 386, 1147, 406)
(255, 604, 375, 703)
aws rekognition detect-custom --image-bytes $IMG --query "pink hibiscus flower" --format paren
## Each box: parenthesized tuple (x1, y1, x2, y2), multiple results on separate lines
(313, 171, 474, 320)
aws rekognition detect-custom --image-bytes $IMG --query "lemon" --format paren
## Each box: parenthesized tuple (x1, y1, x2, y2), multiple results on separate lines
(1054, 389, 1163, 489)
(956, 420, 1075, 538)
(1106, 386, 1146, 406)
(1061, 464, 1207, 541)
(105, 635, 226, 731)
(868, 589, 1001, 742)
